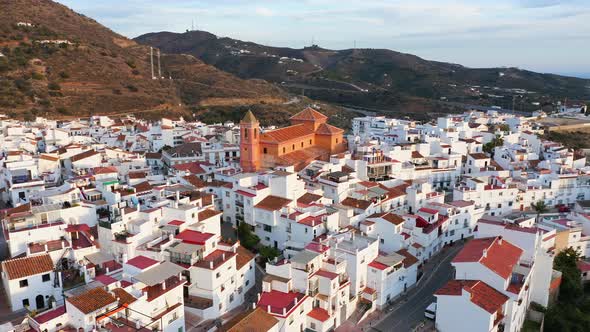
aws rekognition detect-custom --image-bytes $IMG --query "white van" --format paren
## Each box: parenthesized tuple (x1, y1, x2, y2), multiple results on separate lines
(424, 302, 437, 320)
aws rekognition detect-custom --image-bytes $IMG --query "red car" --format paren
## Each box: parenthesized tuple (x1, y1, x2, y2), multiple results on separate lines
(557, 205, 571, 213)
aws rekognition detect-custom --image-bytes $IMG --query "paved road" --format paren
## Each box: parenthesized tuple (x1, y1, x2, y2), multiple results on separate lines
(371, 243, 465, 332)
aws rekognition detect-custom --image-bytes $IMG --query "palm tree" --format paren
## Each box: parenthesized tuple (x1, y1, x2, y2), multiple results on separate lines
(532, 200, 548, 222)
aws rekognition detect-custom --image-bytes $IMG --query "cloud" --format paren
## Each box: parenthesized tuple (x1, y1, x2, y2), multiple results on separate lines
(255, 7, 274, 17)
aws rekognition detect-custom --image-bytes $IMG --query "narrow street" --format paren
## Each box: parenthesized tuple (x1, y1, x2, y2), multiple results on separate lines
(337, 241, 465, 332)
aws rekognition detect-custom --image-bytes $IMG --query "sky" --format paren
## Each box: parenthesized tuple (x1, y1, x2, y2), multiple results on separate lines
(56, 0, 590, 77)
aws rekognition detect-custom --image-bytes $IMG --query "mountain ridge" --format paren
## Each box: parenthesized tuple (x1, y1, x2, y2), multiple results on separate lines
(135, 30, 590, 115)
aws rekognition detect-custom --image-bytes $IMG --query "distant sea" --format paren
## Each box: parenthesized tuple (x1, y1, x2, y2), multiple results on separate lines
(557, 72, 590, 79)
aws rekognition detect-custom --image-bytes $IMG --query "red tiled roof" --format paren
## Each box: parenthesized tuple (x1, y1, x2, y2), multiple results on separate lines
(260, 124, 314, 143)
(396, 249, 419, 268)
(198, 209, 222, 221)
(255, 195, 292, 211)
(126, 255, 159, 270)
(435, 280, 508, 314)
(1, 254, 53, 280)
(176, 229, 215, 245)
(133, 181, 152, 193)
(290, 108, 328, 121)
(173, 162, 206, 174)
(341, 197, 371, 210)
(67, 287, 117, 314)
(315, 123, 343, 135)
(71, 149, 99, 162)
(307, 307, 330, 322)
(452, 237, 523, 279)
(297, 193, 322, 205)
(236, 245, 256, 270)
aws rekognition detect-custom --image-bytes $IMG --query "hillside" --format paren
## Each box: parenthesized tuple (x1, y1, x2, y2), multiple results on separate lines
(0, 0, 288, 120)
(136, 30, 590, 115)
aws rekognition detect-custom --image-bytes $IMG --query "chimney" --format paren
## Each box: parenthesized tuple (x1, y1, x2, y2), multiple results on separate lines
(483, 249, 488, 258)
(498, 236, 503, 245)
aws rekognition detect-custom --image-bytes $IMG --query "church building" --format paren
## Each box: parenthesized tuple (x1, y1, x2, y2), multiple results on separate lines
(240, 108, 347, 172)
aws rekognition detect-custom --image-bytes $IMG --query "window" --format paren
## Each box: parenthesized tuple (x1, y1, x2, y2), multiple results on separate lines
(42, 274, 50, 282)
(229, 294, 234, 302)
(263, 225, 272, 232)
(309, 139, 312, 145)
(380, 238, 384, 244)
(216, 272, 221, 278)
(336, 138, 339, 143)
(19, 279, 28, 288)
(263, 148, 267, 154)
(292, 144, 295, 150)
(301, 142, 304, 147)
(283, 147, 286, 153)
(244, 130, 248, 139)
(22, 299, 29, 307)
(254, 129, 257, 138)
(246, 280, 250, 286)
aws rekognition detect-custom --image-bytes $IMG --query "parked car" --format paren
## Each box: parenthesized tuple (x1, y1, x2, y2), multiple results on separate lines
(425, 302, 437, 320)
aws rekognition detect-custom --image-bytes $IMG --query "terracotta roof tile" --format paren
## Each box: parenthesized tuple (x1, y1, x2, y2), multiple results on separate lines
(198, 209, 222, 221)
(255, 195, 292, 211)
(315, 123, 343, 135)
(435, 280, 508, 314)
(112, 287, 137, 305)
(341, 197, 371, 210)
(67, 287, 117, 314)
(452, 237, 522, 279)
(71, 149, 99, 162)
(235, 245, 255, 270)
(260, 124, 314, 143)
(2, 254, 53, 280)
(290, 108, 328, 121)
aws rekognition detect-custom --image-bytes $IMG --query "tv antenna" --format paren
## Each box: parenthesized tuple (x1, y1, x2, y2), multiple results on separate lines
(150, 47, 155, 79)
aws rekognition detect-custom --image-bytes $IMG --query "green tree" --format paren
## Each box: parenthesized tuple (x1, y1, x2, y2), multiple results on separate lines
(482, 135, 504, 155)
(544, 248, 590, 332)
(237, 222, 259, 251)
(258, 245, 280, 263)
(532, 200, 548, 222)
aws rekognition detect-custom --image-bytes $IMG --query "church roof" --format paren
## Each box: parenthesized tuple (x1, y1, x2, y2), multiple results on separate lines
(290, 107, 327, 121)
(315, 123, 343, 135)
(241, 110, 258, 124)
(260, 124, 314, 143)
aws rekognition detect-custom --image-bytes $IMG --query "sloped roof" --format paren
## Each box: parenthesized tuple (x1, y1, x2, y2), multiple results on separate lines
(224, 308, 278, 332)
(260, 124, 314, 143)
(241, 110, 258, 124)
(435, 280, 509, 314)
(255, 195, 292, 211)
(290, 107, 327, 121)
(2, 254, 53, 280)
(452, 237, 523, 279)
(315, 123, 343, 135)
(67, 287, 117, 314)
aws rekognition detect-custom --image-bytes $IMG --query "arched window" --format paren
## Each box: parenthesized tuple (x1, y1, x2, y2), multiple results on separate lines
(292, 144, 295, 150)
(254, 129, 257, 138)
(283, 147, 286, 154)
(301, 142, 304, 147)
(244, 130, 248, 139)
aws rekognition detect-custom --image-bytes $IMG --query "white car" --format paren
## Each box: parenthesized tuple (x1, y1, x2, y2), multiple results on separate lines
(424, 302, 437, 320)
